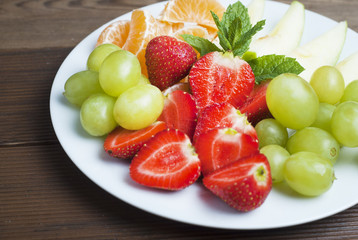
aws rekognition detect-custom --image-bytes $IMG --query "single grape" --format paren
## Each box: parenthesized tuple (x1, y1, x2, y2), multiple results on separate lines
(255, 118, 288, 148)
(286, 127, 340, 165)
(113, 84, 164, 130)
(310, 103, 336, 133)
(80, 93, 117, 136)
(284, 152, 334, 197)
(138, 74, 150, 85)
(87, 44, 121, 72)
(331, 101, 358, 147)
(310, 66, 345, 104)
(340, 80, 358, 103)
(99, 50, 141, 97)
(63, 70, 104, 107)
(266, 73, 319, 130)
(260, 145, 290, 183)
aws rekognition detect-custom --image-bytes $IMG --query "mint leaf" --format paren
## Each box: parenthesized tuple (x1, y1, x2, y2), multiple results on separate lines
(228, 17, 242, 46)
(222, 1, 251, 34)
(233, 20, 265, 56)
(248, 55, 305, 84)
(181, 34, 222, 56)
(211, 11, 231, 51)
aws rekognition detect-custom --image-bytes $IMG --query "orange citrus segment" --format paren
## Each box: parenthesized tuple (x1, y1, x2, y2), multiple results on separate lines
(96, 20, 130, 48)
(157, 0, 225, 30)
(171, 25, 210, 40)
(123, 9, 184, 76)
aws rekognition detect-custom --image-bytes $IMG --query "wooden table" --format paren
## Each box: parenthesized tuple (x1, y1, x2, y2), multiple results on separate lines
(1, 0, 358, 239)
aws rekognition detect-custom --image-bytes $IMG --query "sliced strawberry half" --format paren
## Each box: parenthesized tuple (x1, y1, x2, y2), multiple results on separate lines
(129, 129, 201, 190)
(103, 121, 167, 159)
(162, 82, 191, 96)
(203, 153, 272, 212)
(189, 51, 255, 111)
(195, 127, 259, 176)
(239, 80, 272, 126)
(158, 90, 198, 139)
(193, 102, 257, 143)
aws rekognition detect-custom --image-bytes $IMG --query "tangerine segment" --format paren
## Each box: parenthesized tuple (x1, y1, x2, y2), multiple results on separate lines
(96, 20, 130, 47)
(123, 9, 184, 77)
(157, 0, 225, 30)
(171, 25, 210, 40)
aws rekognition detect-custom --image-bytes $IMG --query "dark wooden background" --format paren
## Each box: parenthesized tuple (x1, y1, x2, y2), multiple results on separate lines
(1, 0, 358, 239)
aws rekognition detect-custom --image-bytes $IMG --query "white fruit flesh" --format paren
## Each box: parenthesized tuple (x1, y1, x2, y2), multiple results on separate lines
(247, 0, 266, 26)
(336, 51, 358, 85)
(249, 1, 305, 56)
(289, 21, 347, 81)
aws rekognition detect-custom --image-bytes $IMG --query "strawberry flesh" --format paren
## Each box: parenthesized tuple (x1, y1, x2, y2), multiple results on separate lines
(195, 127, 259, 176)
(130, 129, 201, 190)
(239, 80, 272, 126)
(145, 36, 197, 91)
(103, 121, 167, 159)
(189, 51, 255, 111)
(158, 90, 198, 140)
(203, 153, 272, 212)
(193, 102, 257, 143)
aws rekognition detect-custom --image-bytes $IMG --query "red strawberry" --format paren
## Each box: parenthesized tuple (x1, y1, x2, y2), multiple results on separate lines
(195, 127, 259, 176)
(239, 80, 272, 125)
(145, 36, 197, 91)
(203, 154, 272, 212)
(193, 102, 257, 143)
(162, 82, 191, 96)
(158, 90, 198, 139)
(130, 129, 201, 190)
(189, 51, 255, 111)
(104, 121, 167, 159)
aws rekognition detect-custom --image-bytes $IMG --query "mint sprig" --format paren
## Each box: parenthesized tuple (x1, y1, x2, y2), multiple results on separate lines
(181, 0, 305, 83)
(248, 55, 305, 84)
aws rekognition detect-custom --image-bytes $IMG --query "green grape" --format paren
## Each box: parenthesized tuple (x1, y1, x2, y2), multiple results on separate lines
(99, 50, 141, 97)
(260, 145, 290, 183)
(284, 152, 334, 196)
(310, 66, 345, 104)
(63, 70, 104, 107)
(113, 84, 164, 130)
(310, 103, 336, 133)
(87, 44, 121, 72)
(255, 118, 288, 148)
(286, 127, 340, 165)
(266, 73, 319, 130)
(138, 74, 150, 85)
(331, 101, 358, 147)
(80, 93, 117, 136)
(340, 80, 358, 103)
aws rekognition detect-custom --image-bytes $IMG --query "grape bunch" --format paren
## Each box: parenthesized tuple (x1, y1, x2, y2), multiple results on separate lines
(63, 44, 164, 136)
(257, 66, 358, 197)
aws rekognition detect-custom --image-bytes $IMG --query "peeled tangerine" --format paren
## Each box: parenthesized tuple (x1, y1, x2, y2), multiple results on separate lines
(266, 73, 319, 130)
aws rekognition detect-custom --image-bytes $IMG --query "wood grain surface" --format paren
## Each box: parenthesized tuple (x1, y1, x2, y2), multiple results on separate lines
(1, 0, 358, 239)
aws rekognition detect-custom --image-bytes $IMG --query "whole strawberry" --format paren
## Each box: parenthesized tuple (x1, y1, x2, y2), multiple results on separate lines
(145, 36, 197, 91)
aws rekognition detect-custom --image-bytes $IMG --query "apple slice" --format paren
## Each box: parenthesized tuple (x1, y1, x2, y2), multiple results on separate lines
(289, 21, 347, 81)
(249, 1, 305, 56)
(247, 0, 265, 26)
(336, 51, 358, 85)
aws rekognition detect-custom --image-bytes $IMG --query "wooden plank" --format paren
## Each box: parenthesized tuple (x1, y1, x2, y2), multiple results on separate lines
(0, 48, 71, 146)
(0, 0, 357, 50)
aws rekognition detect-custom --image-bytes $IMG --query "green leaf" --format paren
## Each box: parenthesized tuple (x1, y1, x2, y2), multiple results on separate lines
(248, 54, 305, 84)
(181, 34, 222, 56)
(228, 17, 242, 46)
(210, 11, 231, 51)
(222, 1, 251, 34)
(233, 20, 266, 56)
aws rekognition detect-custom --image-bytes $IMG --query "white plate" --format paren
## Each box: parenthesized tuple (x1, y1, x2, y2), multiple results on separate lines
(50, 0, 358, 230)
